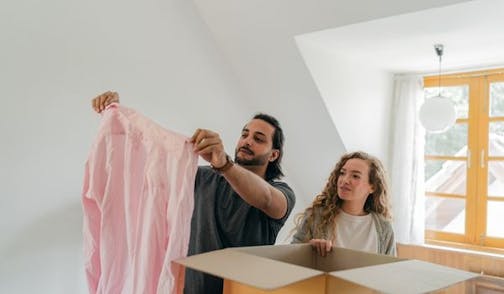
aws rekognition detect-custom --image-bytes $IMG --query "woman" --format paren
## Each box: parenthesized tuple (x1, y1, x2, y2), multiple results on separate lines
(292, 151, 396, 256)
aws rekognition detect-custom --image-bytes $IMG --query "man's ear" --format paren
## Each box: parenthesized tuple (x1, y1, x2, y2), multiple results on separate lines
(269, 149, 280, 162)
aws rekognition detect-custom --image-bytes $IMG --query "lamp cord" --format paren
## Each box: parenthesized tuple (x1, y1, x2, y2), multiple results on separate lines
(434, 44, 444, 97)
(438, 55, 441, 95)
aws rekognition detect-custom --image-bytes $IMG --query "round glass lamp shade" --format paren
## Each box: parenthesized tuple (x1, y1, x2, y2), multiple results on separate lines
(419, 95, 457, 133)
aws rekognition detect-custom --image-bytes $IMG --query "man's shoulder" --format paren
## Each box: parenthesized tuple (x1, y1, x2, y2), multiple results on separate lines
(269, 180, 296, 212)
(269, 179, 292, 189)
(269, 180, 294, 196)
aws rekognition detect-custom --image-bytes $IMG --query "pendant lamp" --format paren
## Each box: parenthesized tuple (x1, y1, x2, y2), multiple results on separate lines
(419, 44, 457, 133)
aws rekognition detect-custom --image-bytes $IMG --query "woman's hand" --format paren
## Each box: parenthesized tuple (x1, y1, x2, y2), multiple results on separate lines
(92, 91, 120, 113)
(309, 239, 333, 257)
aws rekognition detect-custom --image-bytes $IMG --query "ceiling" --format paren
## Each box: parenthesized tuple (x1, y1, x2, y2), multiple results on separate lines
(297, 0, 504, 74)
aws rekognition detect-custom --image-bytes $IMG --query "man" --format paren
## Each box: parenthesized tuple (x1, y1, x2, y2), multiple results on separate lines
(92, 91, 296, 294)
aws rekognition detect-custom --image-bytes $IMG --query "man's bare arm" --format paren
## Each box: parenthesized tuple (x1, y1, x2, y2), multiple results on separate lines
(191, 129, 288, 219)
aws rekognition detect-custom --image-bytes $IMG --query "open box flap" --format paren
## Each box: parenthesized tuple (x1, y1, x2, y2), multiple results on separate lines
(176, 247, 324, 290)
(329, 259, 478, 294)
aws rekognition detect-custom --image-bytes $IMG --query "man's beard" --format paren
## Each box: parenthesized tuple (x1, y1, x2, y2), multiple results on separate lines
(234, 147, 270, 167)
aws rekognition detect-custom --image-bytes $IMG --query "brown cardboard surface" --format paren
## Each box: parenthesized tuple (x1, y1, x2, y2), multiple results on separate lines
(330, 259, 478, 294)
(232, 243, 316, 269)
(176, 247, 322, 290)
(176, 244, 478, 293)
(223, 275, 378, 294)
(223, 275, 328, 294)
(326, 276, 377, 294)
(234, 244, 400, 272)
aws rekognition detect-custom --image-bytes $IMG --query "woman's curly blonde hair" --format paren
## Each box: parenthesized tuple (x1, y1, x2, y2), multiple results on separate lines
(294, 151, 392, 242)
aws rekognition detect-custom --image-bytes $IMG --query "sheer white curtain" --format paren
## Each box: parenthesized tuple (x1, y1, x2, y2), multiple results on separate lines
(389, 75, 425, 244)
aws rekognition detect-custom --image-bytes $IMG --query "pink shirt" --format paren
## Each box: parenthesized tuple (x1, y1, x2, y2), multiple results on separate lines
(82, 104, 198, 294)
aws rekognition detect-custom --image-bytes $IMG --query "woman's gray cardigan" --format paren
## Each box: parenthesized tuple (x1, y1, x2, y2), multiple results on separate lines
(291, 209, 396, 256)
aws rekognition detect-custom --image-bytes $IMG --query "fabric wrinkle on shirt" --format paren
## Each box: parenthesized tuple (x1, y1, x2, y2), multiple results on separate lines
(82, 104, 198, 294)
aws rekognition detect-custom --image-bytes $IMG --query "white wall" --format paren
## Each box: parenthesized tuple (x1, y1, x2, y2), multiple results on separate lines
(0, 0, 481, 292)
(0, 0, 249, 293)
(296, 37, 394, 167)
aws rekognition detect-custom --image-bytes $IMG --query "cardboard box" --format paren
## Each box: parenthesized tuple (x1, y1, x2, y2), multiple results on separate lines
(176, 244, 478, 294)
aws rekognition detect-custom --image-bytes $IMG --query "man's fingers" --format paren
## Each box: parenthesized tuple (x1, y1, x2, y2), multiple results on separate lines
(104, 94, 114, 109)
(92, 93, 104, 112)
(98, 95, 106, 112)
(195, 141, 213, 154)
(191, 130, 220, 149)
(110, 92, 118, 103)
(91, 91, 119, 113)
(92, 97, 98, 112)
(107, 92, 119, 105)
(103, 92, 114, 110)
(190, 129, 201, 143)
(194, 138, 222, 155)
(198, 136, 219, 149)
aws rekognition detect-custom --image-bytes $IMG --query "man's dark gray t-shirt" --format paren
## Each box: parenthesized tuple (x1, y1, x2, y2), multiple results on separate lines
(183, 166, 296, 294)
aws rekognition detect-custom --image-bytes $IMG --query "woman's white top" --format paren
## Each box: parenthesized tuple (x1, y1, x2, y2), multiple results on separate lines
(334, 210, 378, 254)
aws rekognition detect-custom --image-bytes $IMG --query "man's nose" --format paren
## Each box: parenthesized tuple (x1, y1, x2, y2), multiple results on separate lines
(242, 136, 253, 146)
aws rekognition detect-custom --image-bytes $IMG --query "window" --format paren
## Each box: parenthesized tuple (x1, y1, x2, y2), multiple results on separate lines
(423, 69, 504, 249)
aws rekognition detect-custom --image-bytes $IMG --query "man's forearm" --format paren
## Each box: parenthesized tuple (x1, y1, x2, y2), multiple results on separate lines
(222, 164, 287, 219)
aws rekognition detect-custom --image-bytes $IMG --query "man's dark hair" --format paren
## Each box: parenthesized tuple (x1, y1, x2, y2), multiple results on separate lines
(253, 113, 284, 181)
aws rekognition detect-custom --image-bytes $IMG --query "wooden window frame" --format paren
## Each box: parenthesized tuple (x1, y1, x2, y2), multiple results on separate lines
(423, 68, 504, 250)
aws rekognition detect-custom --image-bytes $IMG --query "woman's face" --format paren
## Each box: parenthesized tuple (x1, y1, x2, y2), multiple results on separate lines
(337, 158, 375, 203)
